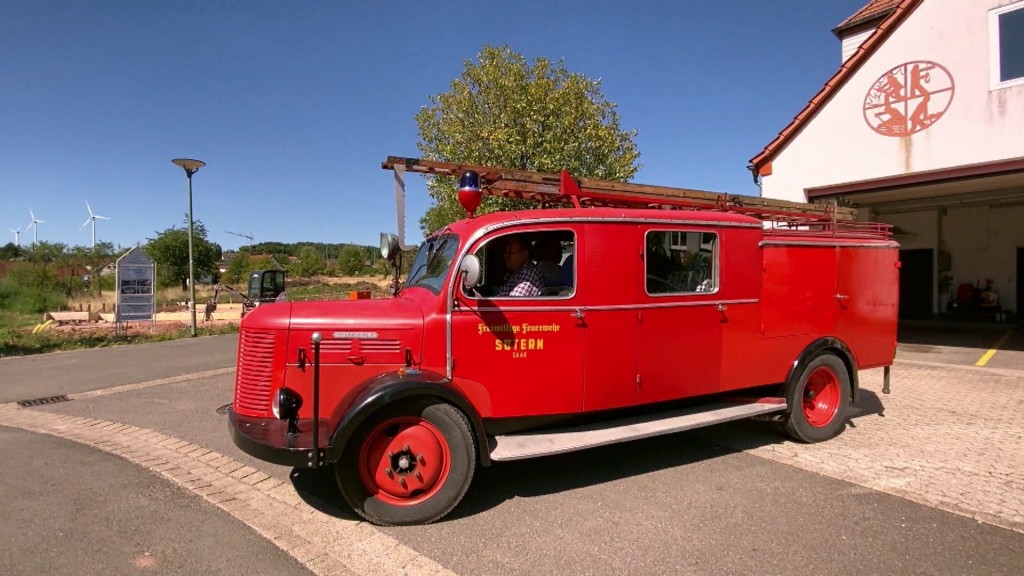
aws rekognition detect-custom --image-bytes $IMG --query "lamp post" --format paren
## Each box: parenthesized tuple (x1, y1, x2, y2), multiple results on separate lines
(172, 158, 206, 337)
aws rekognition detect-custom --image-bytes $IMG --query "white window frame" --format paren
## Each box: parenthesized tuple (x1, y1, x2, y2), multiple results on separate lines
(989, 1, 1024, 90)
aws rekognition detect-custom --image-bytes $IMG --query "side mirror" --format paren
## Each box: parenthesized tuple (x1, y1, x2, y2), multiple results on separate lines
(459, 254, 482, 289)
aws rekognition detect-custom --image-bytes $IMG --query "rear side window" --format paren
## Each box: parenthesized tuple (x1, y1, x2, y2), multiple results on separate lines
(645, 230, 718, 295)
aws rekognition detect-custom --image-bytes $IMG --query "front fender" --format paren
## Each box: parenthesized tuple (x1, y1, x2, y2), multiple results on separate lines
(325, 370, 491, 466)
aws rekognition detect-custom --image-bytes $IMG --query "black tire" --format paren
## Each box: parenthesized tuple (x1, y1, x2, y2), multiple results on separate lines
(335, 399, 476, 526)
(780, 353, 851, 443)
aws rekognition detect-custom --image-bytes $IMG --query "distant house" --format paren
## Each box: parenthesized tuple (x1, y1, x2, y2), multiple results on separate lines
(751, 0, 1024, 318)
(218, 250, 238, 274)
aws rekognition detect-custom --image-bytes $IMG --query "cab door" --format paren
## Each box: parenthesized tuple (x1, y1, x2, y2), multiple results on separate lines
(450, 226, 585, 418)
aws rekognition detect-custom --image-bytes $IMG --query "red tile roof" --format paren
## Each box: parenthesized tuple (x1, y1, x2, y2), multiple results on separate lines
(749, 0, 923, 174)
(834, 0, 902, 34)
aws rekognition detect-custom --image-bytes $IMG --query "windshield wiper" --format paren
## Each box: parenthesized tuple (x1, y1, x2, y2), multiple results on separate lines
(406, 236, 450, 287)
(423, 237, 450, 273)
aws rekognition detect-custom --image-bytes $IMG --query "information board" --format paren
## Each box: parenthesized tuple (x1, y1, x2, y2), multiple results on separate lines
(115, 247, 156, 322)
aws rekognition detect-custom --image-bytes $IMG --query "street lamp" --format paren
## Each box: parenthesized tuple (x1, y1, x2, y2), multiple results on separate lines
(172, 158, 206, 337)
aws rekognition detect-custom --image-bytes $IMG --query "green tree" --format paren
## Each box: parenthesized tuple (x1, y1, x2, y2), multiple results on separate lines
(2, 242, 68, 313)
(87, 241, 117, 297)
(338, 245, 366, 276)
(415, 45, 641, 233)
(242, 241, 290, 257)
(290, 246, 328, 278)
(146, 218, 222, 289)
(223, 253, 279, 285)
(0, 242, 22, 260)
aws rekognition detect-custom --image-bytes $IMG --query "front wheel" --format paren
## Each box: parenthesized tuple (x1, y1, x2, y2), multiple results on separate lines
(335, 400, 476, 526)
(780, 353, 851, 443)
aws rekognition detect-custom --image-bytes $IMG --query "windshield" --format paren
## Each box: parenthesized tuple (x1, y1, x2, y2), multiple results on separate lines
(405, 234, 459, 293)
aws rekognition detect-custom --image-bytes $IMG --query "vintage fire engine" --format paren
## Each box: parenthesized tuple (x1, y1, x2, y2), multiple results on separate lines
(229, 156, 899, 526)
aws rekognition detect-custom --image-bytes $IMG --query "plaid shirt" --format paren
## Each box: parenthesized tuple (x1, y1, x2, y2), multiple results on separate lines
(499, 261, 545, 297)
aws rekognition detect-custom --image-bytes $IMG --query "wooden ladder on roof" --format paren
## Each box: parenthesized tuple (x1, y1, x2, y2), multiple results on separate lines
(382, 155, 859, 223)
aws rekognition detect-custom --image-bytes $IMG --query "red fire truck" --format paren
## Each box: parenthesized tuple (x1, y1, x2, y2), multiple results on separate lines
(229, 157, 899, 526)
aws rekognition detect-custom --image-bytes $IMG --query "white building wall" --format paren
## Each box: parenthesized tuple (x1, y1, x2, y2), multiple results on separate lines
(762, 0, 1024, 202)
(841, 28, 876, 63)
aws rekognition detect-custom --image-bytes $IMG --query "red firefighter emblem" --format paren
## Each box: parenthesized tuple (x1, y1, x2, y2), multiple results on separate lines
(863, 61, 954, 137)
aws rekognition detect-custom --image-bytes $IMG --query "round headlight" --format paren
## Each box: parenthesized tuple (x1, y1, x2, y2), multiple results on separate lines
(272, 387, 303, 421)
(380, 232, 400, 261)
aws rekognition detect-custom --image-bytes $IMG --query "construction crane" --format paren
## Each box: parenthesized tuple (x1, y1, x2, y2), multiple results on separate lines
(226, 230, 254, 247)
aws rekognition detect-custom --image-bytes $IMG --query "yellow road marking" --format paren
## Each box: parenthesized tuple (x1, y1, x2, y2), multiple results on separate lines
(975, 329, 1015, 367)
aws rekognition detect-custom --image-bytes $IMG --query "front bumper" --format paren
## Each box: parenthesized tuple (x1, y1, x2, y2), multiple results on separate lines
(228, 409, 331, 468)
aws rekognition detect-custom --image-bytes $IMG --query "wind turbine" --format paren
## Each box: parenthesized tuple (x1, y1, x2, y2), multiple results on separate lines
(80, 201, 110, 249)
(26, 208, 44, 245)
(9, 227, 20, 246)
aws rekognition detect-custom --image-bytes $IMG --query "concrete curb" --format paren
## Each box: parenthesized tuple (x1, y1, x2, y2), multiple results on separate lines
(0, 403, 456, 576)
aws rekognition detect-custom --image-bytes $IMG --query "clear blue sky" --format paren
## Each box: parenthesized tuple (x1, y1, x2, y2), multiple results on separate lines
(2, 0, 867, 252)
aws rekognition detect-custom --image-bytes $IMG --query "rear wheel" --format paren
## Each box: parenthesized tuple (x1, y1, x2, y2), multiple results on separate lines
(781, 353, 850, 443)
(335, 400, 476, 526)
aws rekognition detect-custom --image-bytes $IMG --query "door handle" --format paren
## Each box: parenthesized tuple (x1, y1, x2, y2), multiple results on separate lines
(571, 308, 585, 320)
(347, 355, 365, 365)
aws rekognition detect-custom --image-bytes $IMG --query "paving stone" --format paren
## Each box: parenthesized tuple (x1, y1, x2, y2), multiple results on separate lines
(712, 360, 1024, 533)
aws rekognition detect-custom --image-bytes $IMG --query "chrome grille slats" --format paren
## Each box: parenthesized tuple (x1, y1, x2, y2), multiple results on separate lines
(234, 328, 276, 413)
(320, 339, 401, 353)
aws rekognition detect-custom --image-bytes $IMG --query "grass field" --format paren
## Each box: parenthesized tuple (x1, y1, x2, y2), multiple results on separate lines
(0, 275, 394, 358)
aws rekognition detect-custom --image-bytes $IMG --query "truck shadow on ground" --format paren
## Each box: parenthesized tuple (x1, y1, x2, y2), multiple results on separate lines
(287, 390, 886, 523)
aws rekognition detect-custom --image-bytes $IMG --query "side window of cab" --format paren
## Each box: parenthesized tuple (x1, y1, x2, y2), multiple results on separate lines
(464, 229, 577, 299)
(645, 230, 718, 295)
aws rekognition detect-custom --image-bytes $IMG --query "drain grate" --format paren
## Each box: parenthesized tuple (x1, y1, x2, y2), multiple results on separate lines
(215, 403, 233, 415)
(17, 394, 71, 408)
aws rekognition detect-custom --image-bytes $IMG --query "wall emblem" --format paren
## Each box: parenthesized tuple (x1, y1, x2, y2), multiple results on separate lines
(863, 61, 954, 136)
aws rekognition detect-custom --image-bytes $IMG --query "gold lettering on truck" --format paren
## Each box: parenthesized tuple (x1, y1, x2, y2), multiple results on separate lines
(480, 321, 557, 359)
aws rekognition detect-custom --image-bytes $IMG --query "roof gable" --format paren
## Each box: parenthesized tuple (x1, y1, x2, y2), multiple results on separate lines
(834, 0, 902, 35)
(750, 0, 923, 173)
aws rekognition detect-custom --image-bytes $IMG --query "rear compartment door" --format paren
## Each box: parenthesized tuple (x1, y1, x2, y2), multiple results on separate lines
(836, 244, 900, 367)
(636, 227, 722, 403)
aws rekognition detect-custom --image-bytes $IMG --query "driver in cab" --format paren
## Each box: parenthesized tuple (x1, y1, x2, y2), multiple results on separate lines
(498, 235, 544, 297)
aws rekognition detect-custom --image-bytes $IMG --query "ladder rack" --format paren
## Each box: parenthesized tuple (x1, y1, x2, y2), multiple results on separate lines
(382, 156, 859, 224)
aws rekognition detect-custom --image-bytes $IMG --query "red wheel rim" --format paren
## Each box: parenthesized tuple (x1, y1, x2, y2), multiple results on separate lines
(358, 417, 452, 506)
(802, 366, 841, 427)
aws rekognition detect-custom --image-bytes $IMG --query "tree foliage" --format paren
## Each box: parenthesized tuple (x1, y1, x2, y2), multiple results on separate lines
(222, 253, 280, 285)
(145, 218, 222, 288)
(0, 241, 119, 313)
(290, 246, 328, 278)
(415, 45, 641, 233)
(1, 242, 22, 260)
(337, 245, 367, 276)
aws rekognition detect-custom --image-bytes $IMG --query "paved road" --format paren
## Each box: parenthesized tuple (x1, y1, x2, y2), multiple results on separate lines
(0, 333, 238, 403)
(1, 333, 1022, 575)
(0, 426, 310, 576)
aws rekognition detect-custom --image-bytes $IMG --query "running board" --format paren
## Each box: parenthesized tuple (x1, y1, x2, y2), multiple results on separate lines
(489, 398, 787, 462)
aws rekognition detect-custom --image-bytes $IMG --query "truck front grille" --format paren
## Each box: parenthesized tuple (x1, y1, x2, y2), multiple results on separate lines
(235, 328, 276, 415)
